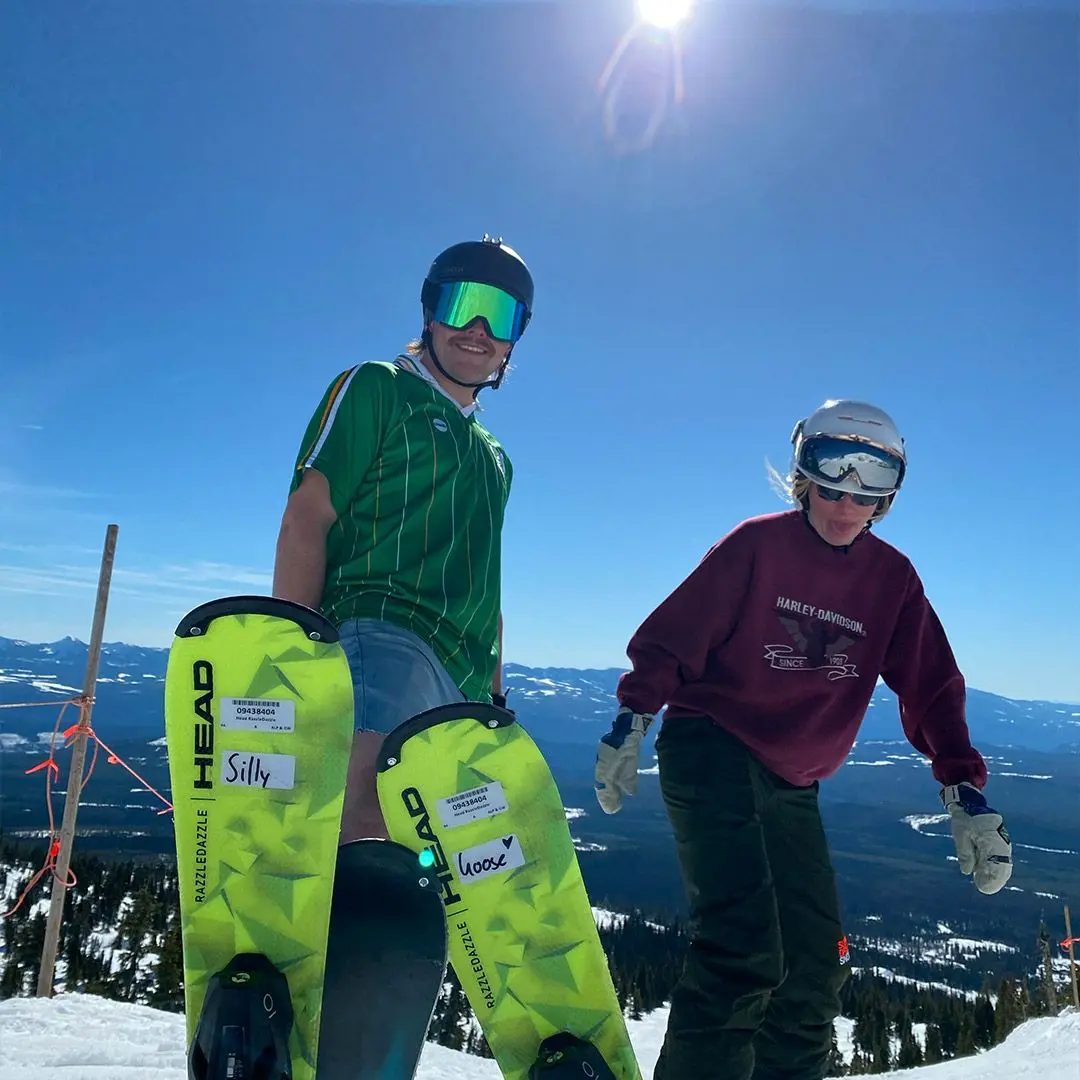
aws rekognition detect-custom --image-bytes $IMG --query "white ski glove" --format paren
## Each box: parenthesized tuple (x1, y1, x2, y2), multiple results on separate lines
(594, 707, 653, 815)
(941, 782, 1013, 895)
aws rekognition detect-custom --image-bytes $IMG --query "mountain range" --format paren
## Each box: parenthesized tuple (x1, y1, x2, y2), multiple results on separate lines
(2, 634, 1078, 752)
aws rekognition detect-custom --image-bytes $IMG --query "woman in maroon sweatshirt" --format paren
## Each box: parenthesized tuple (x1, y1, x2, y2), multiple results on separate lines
(594, 399, 1013, 1080)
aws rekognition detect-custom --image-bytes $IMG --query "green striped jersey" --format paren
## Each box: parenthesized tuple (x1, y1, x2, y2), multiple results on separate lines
(289, 355, 512, 702)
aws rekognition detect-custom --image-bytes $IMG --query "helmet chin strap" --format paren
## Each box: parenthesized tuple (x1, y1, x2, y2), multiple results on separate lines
(422, 324, 511, 400)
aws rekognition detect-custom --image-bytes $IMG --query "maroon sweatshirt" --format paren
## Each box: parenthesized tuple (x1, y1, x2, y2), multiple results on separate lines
(617, 510, 987, 789)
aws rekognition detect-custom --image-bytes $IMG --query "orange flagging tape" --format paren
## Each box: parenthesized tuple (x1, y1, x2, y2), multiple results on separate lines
(2, 695, 173, 920)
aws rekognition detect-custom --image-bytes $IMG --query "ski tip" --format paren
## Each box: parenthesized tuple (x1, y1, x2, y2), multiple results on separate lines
(174, 595, 340, 644)
(376, 700, 518, 772)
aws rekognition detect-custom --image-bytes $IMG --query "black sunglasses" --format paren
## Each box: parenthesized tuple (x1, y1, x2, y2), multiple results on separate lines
(815, 484, 882, 509)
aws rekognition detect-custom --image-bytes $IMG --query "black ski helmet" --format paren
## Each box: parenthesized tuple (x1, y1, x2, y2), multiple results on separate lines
(421, 234, 534, 335)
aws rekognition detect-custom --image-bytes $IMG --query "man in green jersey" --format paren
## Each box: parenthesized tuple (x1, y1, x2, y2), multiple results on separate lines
(272, 235, 534, 842)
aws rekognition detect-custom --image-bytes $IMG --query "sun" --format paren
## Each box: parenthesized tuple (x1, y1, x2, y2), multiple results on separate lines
(637, 0, 694, 31)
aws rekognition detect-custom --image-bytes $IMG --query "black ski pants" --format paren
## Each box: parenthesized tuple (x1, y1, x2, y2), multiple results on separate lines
(652, 717, 850, 1080)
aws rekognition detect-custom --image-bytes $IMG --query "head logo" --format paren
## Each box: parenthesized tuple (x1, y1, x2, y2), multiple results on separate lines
(433, 417, 449, 433)
(402, 787, 462, 907)
(192, 660, 215, 790)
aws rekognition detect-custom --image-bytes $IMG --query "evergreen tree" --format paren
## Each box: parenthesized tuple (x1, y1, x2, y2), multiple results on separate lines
(995, 977, 1021, 1043)
(113, 887, 160, 1001)
(871, 1025, 892, 1074)
(852, 994, 892, 1074)
(824, 1024, 847, 1077)
(0, 958, 24, 998)
(846, 1048, 870, 1076)
(956, 1010, 976, 1057)
(18, 911, 47, 993)
(470, 1027, 494, 1058)
(150, 917, 184, 1013)
(851, 1007, 874, 1064)
(937, 999, 960, 1059)
(923, 1023, 944, 1065)
(1019, 977, 1033, 1021)
(973, 986, 995, 1049)
(896, 1011, 922, 1069)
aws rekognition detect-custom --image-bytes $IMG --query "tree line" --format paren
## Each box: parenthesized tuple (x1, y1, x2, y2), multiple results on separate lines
(824, 970, 1063, 1075)
(0, 839, 1071, 1073)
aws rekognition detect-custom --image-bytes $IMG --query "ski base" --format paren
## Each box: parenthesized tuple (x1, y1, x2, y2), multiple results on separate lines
(316, 838, 449, 1080)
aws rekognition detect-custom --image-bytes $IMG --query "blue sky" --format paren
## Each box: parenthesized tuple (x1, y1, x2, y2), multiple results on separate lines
(3, 0, 1078, 703)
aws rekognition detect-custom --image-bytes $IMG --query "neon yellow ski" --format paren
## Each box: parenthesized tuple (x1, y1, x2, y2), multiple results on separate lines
(376, 702, 642, 1080)
(165, 596, 353, 1080)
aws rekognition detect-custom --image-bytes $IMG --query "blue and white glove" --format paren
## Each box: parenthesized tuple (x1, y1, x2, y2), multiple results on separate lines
(594, 707, 653, 815)
(940, 782, 1013, 895)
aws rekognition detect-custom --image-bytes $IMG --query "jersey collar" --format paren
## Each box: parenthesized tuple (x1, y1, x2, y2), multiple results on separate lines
(394, 353, 477, 417)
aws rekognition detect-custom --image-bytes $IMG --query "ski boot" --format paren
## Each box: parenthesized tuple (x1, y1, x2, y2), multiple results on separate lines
(529, 1032, 618, 1080)
(188, 952, 294, 1080)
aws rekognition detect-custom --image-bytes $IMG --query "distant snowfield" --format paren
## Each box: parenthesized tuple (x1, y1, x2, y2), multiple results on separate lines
(904, 813, 953, 833)
(566, 806, 609, 853)
(0, 672, 82, 695)
(0, 993, 1077, 1080)
(903, 813, 1079, 858)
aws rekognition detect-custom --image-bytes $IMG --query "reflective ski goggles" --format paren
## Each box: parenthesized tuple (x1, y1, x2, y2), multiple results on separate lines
(798, 435, 905, 496)
(814, 484, 882, 508)
(429, 280, 529, 343)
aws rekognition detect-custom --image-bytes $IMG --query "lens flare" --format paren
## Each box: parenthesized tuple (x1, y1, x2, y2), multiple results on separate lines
(637, 0, 694, 30)
(597, 17, 686, 157)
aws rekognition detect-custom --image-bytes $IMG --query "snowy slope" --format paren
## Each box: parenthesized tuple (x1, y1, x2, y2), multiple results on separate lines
(0, 993, 1077, 1080)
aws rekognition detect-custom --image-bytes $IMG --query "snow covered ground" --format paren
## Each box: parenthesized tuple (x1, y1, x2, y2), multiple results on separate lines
(0, 993, 1077, 1080)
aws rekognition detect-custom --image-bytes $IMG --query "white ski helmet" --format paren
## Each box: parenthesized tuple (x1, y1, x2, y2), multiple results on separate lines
(791, 399, 907, 501)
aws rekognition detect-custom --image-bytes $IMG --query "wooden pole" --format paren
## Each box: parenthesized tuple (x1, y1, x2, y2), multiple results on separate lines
(36, 523, 119, 997)
(1065, 905, 1079, 1010)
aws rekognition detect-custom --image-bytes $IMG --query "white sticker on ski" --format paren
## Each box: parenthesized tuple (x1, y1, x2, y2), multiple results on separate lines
(219, 697, 295, 733)
(437, 782, 509, 829)
(454, 834, 526, 884)
(221, 751, 296, 790)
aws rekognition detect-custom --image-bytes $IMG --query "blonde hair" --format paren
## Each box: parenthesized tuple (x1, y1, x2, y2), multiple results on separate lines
(766, 458, 895, 524)
(767, 459, 812, 509)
